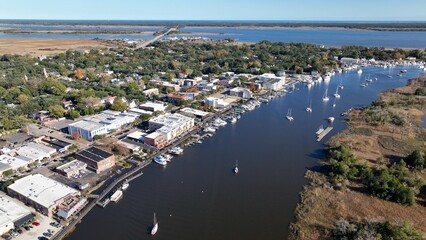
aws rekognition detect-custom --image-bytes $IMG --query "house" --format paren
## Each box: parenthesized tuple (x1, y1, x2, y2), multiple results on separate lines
(140, 102, 167, 113)
(75, 147, 115, 173)
(62, 100, 74, 110)
(198, 81, 217, 92)
(143, 88, 159, 97)
(167, 93, 189, 103)
(229, 87, 252, 99)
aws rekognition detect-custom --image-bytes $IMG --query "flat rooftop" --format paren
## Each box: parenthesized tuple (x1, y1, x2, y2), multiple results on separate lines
(7, 174, 79, 209)
(56, 160, 87, 173)
(76, 147, 113, 162)
(0, 154, 29, 170)
(69, 120, 106, 131)
(0, 192, 33, 229)
(180, 107, 210, 117)
(127, 131, 146, 141)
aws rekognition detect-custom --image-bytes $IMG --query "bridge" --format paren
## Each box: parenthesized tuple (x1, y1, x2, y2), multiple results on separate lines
(135, 27, 177, 49)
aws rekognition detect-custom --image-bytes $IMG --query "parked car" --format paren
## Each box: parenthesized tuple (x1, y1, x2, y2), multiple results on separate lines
(32, 222, 40, 226)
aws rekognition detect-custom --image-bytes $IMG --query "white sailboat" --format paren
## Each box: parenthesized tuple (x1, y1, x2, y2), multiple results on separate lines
(333, 86, 340, 98)
(322, 88, 330, 102)
(234, 160, 239, 174)
(151, 213, 158, 235)
(332, 98, 337, 108)
(286, 109, 294, 121)
(338, 78, 344, 89)
(305, 100, 312, 112)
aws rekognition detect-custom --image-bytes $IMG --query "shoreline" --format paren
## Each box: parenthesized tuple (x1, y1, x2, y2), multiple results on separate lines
(289, 77, 426, 239)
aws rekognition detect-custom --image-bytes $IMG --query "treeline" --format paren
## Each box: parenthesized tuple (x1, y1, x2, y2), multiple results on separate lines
(327, 145, 424, 206)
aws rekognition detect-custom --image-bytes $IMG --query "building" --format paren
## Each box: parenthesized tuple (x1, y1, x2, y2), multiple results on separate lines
(205, 97, 229, 108)
(143, 88, 159, 97)
(7, 174, 80, 217)
(42, 138, 73, 153)
(0, 154, 29, 171)
(140, 102, 167, 113)
(261, 78, 285, 91)
(57, 197, 87, 220)
(229, 87, 252, 99)
(129, 108, 153, 116)
(149, 113, 195, 142)
(167, 93, 189, 103)
(75, 147, 115, 173)
(56, 160, 87, 178)
(0, 192, 35, 235)
(15, 143, 56, 163)
(68, 110, 138, 141)
(144, 132, 166, 149)
(0, 163, 12, 180)
(179, 107, 210, 119)
(198, 81, 217, 92)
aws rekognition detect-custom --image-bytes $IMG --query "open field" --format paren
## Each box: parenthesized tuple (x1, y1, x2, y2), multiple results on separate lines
(0, 38, 109, 56)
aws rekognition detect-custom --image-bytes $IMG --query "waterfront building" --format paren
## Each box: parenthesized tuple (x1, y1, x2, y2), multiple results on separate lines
(140, 101, 167, 113)
(260, 78, 285, 91)
(7, 174, 80, 217)
(205, 97, 229, 108)
(0, 192, 34, 235)
(144, 132, 167, 149)
(229, 87, 252, 99)
(57, 197, 87, 220)
(179, 107, 210, 119)
(149, 113, 195, 142)
(68, 110, 138, 141)
(15, 142, 56, 162)
(56, 160, 87, 178)
(75, 147, 115, 173)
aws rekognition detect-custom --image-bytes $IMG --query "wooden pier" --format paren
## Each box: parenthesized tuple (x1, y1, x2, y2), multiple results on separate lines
(317, 127, 333, 142)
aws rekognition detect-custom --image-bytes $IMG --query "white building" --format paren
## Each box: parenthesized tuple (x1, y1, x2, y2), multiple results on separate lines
(15, 143, 56, 163)
(261, 78, 285, 91)
(0, 192, 34, 235)
(180, 108, 210, 118)
(149, 113, 195, 142)
(7, 174, 80, 217)
(229, 87, 252, 99)
(57, 197, 87, 220)
(205, 97, 229, 108)
(143, 88, 159, 97)
(56, 160, 87, 178)
(140, 102, 167, 112)
(0, 154, 29, 170)
(68, 110, 138, 141)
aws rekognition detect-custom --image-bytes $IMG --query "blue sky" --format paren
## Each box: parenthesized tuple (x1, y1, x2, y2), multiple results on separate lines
(1, 0, 425, 21)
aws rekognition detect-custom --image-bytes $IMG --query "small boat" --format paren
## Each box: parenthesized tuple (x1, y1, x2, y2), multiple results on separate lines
(204, 127, 216, 133)
(154, 156, 167, 166)
(110, 190, 123, 202)
(151, 213, 158, 235)
(234, 160, 239, 174)
(387, 75, 393, 78)
(332, 99, 336, 108)
(316, 125, 325, 135)
(338, 78, 344, 89)
(360, 82, 368, 87)
(121, 182, 129, 191)
(305, 100, 312, 112)
(168, 146, 183, 155)
(400, 69, 407, 73)
(322, 88, 330, 102)
(328, 117, 335, 123)
(230, 117, 237, 123)
(357, 69, 363, 74)
(286, 109, 294, 121)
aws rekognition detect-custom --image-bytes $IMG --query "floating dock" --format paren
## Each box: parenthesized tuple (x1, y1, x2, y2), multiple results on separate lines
(97, 197, 111, 208)
(316, 127, 333, 142)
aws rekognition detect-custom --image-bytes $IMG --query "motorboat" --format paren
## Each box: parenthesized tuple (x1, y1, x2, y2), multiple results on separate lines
(286, 109, 294, 121)
(357, 69, 363, 74)
(328, 117, 335, 123)
(168, 146, 183, 155)
(230, 117, 237, 123)
(110, 190, 123, 202)
(151, 213, 158, 235)
(204, 126, 216, 133)
(121, 182, 129, 191)
(154, 156, 167, 166)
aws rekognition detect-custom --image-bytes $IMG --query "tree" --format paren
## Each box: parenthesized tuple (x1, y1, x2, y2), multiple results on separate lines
(405, 150, 425, 169)
(139, 113, 151, 123)
(74, 68, 85, 80)
(111, 98, 128, 112)
(72, 132, 80, 141)
(17, 94, 29, 104)
(48, 105, 65, 118)
(68, 110, 80, 120)
(3, 169, 14, 177)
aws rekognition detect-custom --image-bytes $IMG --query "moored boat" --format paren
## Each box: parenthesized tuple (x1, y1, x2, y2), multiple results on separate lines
(110, 190, 123, 202)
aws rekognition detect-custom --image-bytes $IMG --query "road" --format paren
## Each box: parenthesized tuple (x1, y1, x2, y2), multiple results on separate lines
(136, 27, 177, 49)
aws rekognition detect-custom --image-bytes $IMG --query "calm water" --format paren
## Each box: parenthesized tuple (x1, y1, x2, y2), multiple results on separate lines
(68, 67, 424, 240)
(2, 24, 426, 47)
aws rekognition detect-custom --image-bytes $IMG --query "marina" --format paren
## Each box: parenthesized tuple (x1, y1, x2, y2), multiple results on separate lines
(316, 127, 334, 142)
(69, 65, 425, 240)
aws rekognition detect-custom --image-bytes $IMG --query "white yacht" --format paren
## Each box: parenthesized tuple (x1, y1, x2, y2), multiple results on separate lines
(230, 117, 237, 123)
(154, 156, 167, 166)
(121, 182, 129, 191)
(306, 100, 312, 112)
(328, 117, 335, 123)
(286, 109, 294, 121)
(151, 213, 158, 235)
(204, 126, 216, 133)
(357, 69, 363, 74)
(168, 146, 183, 155)
(234, 160, 239, 174)
(322, 88, 330, 102)
(110, 190, 123, 202)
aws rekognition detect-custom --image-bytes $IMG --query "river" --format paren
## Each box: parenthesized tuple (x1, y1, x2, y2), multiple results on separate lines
(68, 66, 424, 240)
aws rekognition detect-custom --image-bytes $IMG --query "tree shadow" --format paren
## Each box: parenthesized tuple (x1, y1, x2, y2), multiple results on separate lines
(417, 185, 426, 207)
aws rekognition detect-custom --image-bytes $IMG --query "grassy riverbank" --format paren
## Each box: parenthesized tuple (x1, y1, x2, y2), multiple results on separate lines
(290, 77, 426, 239)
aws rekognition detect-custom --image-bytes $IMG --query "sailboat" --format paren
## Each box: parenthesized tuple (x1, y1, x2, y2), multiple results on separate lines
(333, 86, 340, 98)
(151, 213, 158, 235)
(332, 98, 337, 108)
(322, 88, 330, 102)
(338, 78, 344, 89)
(286, 109, 294, 121)
(305, 100, 312, 112)
(234, 160, 239, 174)
(365, 74, 373, 82)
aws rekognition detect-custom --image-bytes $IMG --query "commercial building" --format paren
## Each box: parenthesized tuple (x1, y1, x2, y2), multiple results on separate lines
(7, 174, 80, 217)
(149, 113, 195, 142)
(15, 142, 56, 162)
(42, 137, 73, 153)
(0, 154, 29, 170)
(167, 93, 189, 103)
(179, 107, 210, 119)
(56, 160, 87, 178)
(144, 132, 166, 149)
(229, 87, 252, 99)
(205, 97, 229, 108)
(0, 163, 12, 180)
(75, 147, 115, 173)
(57, 197, 87, 220)
(139, 102, 167, 112)
(68, 110, 138, 141)
(0, 192, 34, 235)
